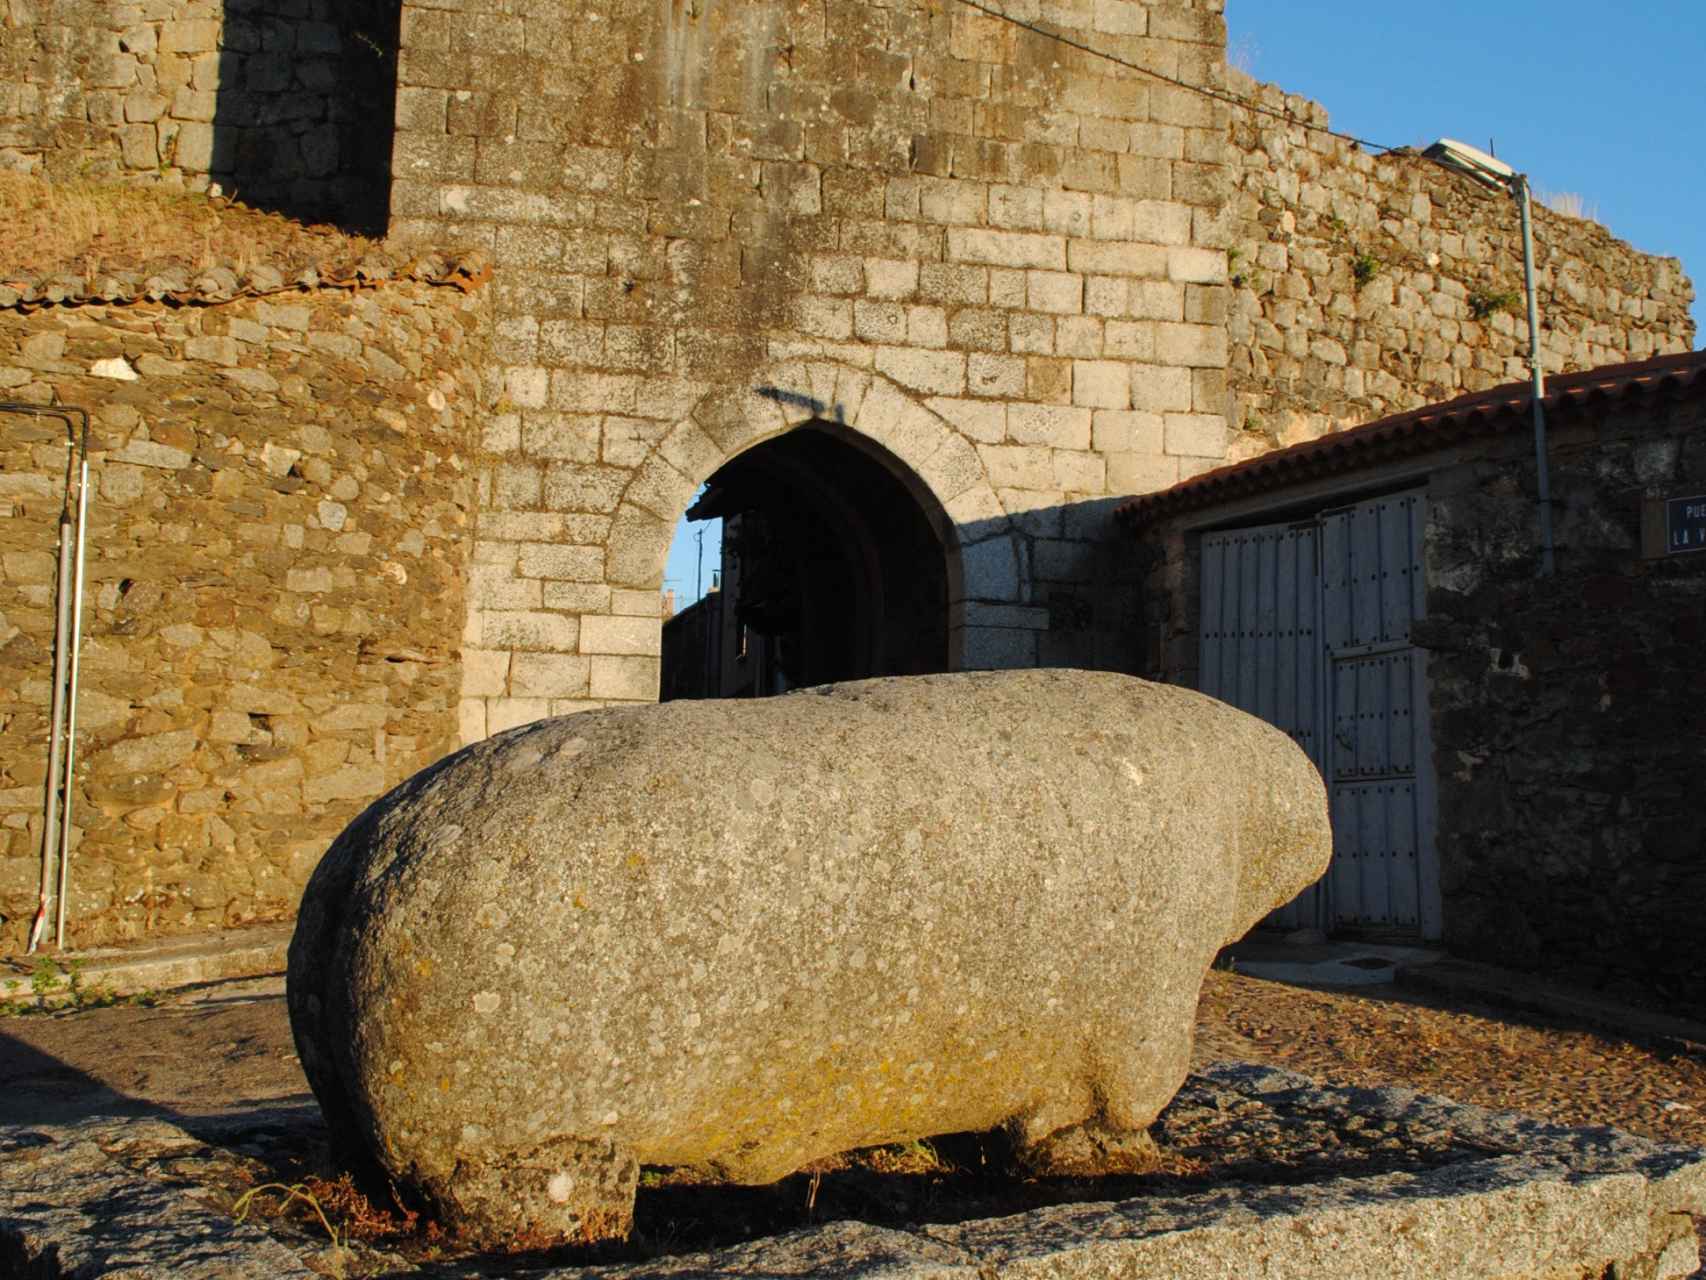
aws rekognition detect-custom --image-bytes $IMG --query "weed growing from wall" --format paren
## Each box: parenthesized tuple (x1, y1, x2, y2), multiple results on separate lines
(1468, 288, 1522, 321)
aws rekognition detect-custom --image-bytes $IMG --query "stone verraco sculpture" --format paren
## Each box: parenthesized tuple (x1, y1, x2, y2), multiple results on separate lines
(287, 669, 1330, 1244)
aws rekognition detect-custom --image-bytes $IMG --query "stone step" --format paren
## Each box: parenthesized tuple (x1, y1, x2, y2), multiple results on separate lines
(0, 923, 292, 1009)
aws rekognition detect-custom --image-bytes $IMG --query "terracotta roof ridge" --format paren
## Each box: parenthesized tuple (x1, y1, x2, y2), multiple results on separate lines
(0, 247, 491, 312)
(1117, 348, 1706, 527)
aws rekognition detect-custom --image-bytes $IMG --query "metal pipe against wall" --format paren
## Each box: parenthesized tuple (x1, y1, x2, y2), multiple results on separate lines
(29, 525, 73, 953)
(55, 450, 92, 949)
(3, 403, 93, 954)
(1517, 177, 1556, 577)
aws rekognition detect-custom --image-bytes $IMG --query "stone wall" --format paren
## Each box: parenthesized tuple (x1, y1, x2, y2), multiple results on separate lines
(1419, 390, 1706, 1015)
(0, 275, 482, 952)
(1222, 71, 1695, 456)
(4, 0, 1699, 963)
(0, 0, 400, 229)
(391, 0, 1236, 735)
(10, 0, 1698, 745)
(1119, 364, 1706, 1014)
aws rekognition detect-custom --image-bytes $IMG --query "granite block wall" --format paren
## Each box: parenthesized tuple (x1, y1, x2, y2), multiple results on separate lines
(0, 274, 482, 951)
(388, 0, 1236, 734)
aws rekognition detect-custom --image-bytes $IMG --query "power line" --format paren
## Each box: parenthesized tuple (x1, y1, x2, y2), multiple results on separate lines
(948, 0, 1401, 155)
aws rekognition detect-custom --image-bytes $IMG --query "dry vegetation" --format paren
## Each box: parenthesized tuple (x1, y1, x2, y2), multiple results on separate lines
(0, 172, 382, 282)
(1193, 971, 1706, 1151)
(209, 1131, 1036, 1272)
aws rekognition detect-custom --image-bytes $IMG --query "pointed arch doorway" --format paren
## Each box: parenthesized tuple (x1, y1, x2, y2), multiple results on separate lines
(660, 420, 954, 699)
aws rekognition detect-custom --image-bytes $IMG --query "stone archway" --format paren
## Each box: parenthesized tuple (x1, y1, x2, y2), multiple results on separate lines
(458, 360, 1043, 742)
(603, 360, 1030, 682)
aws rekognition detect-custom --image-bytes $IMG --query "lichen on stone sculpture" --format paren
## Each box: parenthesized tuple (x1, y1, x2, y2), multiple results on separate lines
(286, 669, 1331, 1245)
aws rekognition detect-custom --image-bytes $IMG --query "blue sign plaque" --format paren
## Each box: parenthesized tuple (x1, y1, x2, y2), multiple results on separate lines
(1667, 495, 1706, 555)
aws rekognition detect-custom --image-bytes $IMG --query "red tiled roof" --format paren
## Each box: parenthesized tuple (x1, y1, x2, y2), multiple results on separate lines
(0, 250, 492, 311)
(1116, 349, 1706, 528)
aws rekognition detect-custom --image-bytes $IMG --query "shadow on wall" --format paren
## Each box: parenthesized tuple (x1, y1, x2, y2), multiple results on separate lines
(955, 498, 1143, 674)
(210, 0, 400, 234)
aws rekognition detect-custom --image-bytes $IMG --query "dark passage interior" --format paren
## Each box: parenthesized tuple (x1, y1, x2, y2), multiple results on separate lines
(661, 424, 950, 699)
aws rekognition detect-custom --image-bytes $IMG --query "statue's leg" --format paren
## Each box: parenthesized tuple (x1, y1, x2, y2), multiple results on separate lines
(440, 1135, 639, 1245)
(1003, 1075, 1097, 1154)
(1013, 987, 1199, 1177)
(1012, 1115, 1162, 1176)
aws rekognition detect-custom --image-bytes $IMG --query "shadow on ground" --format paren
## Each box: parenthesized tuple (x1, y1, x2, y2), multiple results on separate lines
(0, 976, 310, 1129)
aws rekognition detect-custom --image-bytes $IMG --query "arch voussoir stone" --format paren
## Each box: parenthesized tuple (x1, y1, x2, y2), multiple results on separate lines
(831, 366, 873, 425)
(806, 361, 844, 417)
(605, 501, 671, 591)
(691, 382, 790, 457)
(750, 359, 822, 428)
(656, 417, 725, 486)
(623, 450, 698, 525)
(916, 431, 985, 506)
(846, 375, 960, 483)
(945, 482, 1008, 529)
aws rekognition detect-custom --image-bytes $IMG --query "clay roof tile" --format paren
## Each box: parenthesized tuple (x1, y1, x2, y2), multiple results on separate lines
(1116, 349, 1706, 529)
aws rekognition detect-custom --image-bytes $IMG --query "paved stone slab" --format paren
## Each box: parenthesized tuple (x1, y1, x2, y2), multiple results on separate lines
(2, 1065, 1700, 1278)
(0, 1116, 317, 1279)
(1, 925, 291, 1010)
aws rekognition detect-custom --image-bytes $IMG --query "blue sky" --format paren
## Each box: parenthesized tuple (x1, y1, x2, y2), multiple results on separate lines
(663, 494, 720, 611)
(1225, 0, 1703, 341)
(664, 4, 1704, 604)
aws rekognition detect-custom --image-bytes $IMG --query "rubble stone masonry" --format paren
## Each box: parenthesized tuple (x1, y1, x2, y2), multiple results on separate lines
(0, 281, 482, 951)
(1418, 392, 1706, 1014)
(0, 0, 398, 227)
(1120, 363, 1706, 1010)
(1222, 70, 1695, 456)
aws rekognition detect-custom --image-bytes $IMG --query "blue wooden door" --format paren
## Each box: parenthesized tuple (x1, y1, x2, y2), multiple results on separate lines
(1198, 517, 1328, 932)
(1198, 491, 1439, 938)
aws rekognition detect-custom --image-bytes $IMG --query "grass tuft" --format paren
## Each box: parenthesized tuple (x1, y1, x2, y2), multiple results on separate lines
(0, 172, 383, 282)
(1538, 190, 1599, 223)
(232, 1181, 345, 1248)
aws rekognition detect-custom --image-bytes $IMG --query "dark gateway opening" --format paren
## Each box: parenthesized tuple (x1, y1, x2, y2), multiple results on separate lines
(661, 423, 952, 699)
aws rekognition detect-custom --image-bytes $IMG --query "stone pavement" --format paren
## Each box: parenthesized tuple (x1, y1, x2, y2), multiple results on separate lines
(2, 1063, 1702, 1279)
(1222, 936, 1443, 989)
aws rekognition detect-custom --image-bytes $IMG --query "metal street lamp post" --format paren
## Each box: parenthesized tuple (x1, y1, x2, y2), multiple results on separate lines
(1424, 138, 1555, 577)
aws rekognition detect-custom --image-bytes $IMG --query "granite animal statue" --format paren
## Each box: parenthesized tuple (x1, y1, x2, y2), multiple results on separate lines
(287, 669, 1330, 1244)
